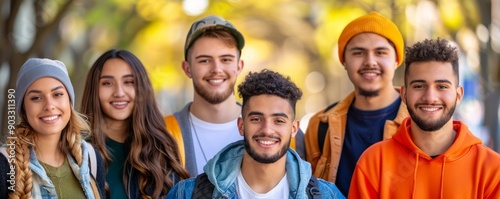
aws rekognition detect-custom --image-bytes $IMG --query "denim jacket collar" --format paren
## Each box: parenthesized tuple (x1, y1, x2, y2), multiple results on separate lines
(29, 140, 95, 199)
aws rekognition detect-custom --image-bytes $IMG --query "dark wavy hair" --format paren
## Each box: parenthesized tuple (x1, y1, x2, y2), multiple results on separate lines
(80, 49, 189, 198)
(237, 69, 303, 117)
(404, 38, 459, 85)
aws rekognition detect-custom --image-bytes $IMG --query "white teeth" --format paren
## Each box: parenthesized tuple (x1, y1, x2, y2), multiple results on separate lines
(112, 102, 127, 105)
(209, 79, 223, 83)
(422, 107, 439, 112)
(41, 116, 58, 121)
(258, 140, 275, 145)
(363, 73, 377, 77)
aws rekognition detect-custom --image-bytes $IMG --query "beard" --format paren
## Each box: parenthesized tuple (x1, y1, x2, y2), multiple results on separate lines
(243, 133, 290, 164)
(356, 67, 382, 97)
(193, 80, 235, 104)
(408, 101, 456, 131)
(359, 89, 380, 97)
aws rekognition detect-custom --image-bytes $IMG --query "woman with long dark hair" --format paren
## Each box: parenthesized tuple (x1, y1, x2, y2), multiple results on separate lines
(81, 49, 188, 199)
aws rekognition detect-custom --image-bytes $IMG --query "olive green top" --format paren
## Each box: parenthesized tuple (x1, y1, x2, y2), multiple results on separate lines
(41, 158, 86, 199)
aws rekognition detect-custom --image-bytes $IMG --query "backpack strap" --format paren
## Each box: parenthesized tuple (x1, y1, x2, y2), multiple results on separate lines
(192, 173, 214, 199)
(307, 175, 321, 199)
(85, 142, 97, 179)
(318, 102, 338, 154)
(165, 115, 185, 167)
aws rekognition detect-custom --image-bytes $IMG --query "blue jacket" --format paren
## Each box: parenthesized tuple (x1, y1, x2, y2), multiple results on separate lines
(169, 102, 306, 177)
(0, 140, 105, 199)
(166, 140, 345, 199)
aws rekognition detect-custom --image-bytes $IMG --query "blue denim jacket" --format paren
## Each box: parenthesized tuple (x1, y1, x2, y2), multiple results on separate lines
(166, 140, 345, 199)
(169, 103, 307, 178)
(1, 140, 97, 199)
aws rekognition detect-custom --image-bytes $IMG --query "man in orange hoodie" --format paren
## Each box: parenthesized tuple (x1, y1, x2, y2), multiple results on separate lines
(349, 38, 500, 198)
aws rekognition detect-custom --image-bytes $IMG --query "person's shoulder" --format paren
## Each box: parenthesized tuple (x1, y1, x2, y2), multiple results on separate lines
(166, 178, 196, 199)
(364, 138, 394, 153)
(317, 179, 346, 199)
(356, 139, 397, 165)
(474, 144, 500, 164)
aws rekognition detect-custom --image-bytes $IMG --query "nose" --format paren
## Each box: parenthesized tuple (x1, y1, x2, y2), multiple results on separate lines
(43, 98, 56, 111)
(363, 52, 377, 67)
(210, 60, 224, 74)
(113, 83, 125, 97)
(260, 120, 274, 134)
(421, 87, 438, 103)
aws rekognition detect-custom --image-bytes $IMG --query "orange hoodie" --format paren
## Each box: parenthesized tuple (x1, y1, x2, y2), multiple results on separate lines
(349, 117, 500, 199)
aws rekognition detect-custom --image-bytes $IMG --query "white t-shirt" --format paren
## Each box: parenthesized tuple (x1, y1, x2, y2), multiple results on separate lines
(236, 171, 290, 199)
(189, 113, 242, 174)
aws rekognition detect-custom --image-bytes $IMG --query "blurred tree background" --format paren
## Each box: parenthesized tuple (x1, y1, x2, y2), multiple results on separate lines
(1, 0, 499, 151)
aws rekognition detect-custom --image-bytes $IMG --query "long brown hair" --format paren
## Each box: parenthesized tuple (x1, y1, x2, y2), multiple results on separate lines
(80, 49, 189, 198)
(11, 104, 99, 198)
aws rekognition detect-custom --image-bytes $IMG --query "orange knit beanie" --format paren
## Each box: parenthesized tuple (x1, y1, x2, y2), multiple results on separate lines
(338, 12, 404, 66)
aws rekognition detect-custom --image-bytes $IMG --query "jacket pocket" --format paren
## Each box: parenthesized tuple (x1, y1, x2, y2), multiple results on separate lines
(314, 156, 330, 180)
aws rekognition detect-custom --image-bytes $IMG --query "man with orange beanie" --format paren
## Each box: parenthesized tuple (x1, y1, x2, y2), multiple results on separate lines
(349, 38, 500, 198)
(304, 12, 409, 196)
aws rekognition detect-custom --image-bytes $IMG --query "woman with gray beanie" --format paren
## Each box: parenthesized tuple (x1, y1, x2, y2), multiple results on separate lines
(0, 58, 105, 199)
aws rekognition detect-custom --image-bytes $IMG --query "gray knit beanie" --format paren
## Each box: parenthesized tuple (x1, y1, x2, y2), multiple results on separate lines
(15, 58, 75, 115)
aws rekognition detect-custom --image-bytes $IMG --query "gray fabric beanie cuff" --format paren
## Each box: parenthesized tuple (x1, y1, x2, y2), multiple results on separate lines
(15, 58, 75, 115)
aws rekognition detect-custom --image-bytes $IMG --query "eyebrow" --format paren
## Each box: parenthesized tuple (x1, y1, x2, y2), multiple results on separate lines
(348, 46, 391, 52)
(99, 74, 134, 79)
(26, 86, 64, 95)
(194, 54, 236, 59)
(247, 111, 289, 119)
(409, 79, 452, 84)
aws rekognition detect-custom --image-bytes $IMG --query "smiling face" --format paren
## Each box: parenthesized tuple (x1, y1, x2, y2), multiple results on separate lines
(183, 36, 243, 104)
(98, 58, 136, 122)
(238, 94, 299, 164)
(23, 77, 71, 136)
(344, 33, 398, 97)
(402, 61, 463, 131)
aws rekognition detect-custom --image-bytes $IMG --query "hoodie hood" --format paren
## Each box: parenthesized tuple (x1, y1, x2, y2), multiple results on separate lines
(392, 117, 482, 198)
(393, 117, 482, 160)
(203, 140, 313, 198)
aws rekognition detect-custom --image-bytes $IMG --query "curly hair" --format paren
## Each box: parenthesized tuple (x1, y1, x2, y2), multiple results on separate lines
(238, 69, 303, 117)
(404, 38, 459, 85)
(80, 49, 189, 198)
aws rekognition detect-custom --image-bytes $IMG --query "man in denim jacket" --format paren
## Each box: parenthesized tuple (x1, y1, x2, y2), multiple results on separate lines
(167, 69, 344, 199)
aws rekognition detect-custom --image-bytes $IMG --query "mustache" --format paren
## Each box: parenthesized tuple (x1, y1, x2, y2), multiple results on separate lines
(414, 103, 443, 107)
(359, 67, 381, 72)
(252, 133, 281, 141)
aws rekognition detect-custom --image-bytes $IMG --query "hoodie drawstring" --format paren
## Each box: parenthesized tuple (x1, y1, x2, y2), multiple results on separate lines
(412, 153, 419, 199)
(440, 157, 447, 199)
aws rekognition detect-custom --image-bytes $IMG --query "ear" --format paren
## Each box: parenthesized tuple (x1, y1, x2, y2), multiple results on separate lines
(181, 61, 192, 78)
(237, 117, 244, 136)
(400, 85, 407, 105)
(291, 120, 299, 138)
(236, 59, 244, 75)
(456, 85, 464, 106)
